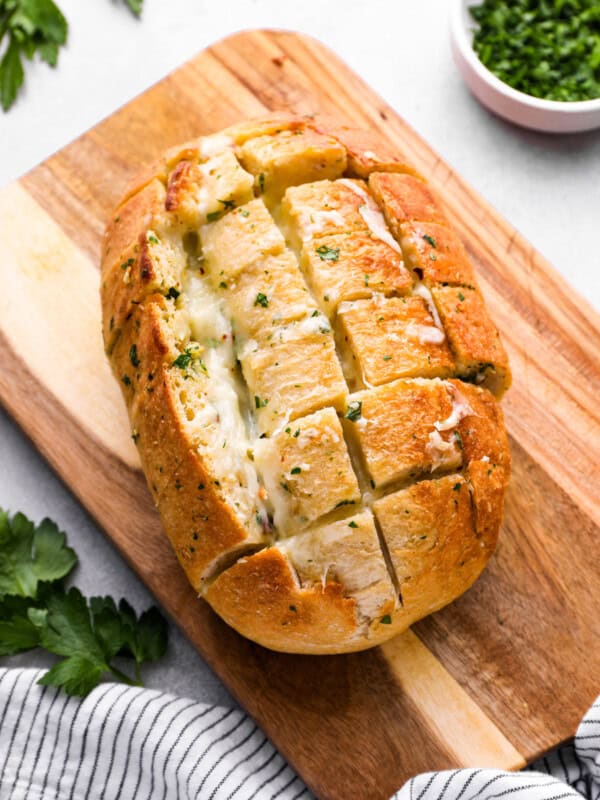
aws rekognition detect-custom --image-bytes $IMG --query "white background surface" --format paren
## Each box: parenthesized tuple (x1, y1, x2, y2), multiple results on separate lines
(1, 0, 599, 701)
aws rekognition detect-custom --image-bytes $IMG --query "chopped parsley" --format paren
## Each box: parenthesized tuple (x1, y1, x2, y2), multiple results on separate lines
(207, 211, 221, 222)
(218, 198, 235, 210)
(422, 234, 437, 248)
(173, 350, 192, 369)
(471, 0, 600, 103)
(129, 344, 140, 368)
(166, 286, 180, 300)
(121, 375, 131, 386)
(348, 521, 358, 528)
(315, 245, 340, 262)
(458, 291, 465, 302)
(219, 281, 228, 289)
(382, 355, 392, 361)
(254, 395, 268, 409)
(453, 482, 462, 492)
(344, 400, 362, 422)
(454, 430, 464, 450)
(380, 614, 392, 625)
(172, 347, 205, 373)
(290, 467, 302, 475)
(258, 173, 266, 193)
(240, 209, 250, 218)
(254, 292, 269, 308)
(147, 233, 159, 245)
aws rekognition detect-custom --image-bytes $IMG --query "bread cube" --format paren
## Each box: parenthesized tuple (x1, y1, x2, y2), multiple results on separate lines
(240, 326, 347, 434)
(280, 179, 370, 249)
(103, 178, 167, 274)
(102, 229, 186, 353)
(373, 474, 480, 612)
(165, 150, 254, 228)
(301, 231, 412, 318)
(467, 460, 507, 546)
(223, 250, 317, 345)
(447, 380, 510, 469)
(254, 407, 360, 534)
(344, 379, 462, 487)
(400, 222, 476, 287)
(368, 172, 449, 238)
(431, 287, 511, 397)
(337, 296, 455, 386)
(278, 510, 396, 620)
(308, 120, 420, 179)
(201, 199, 286, 281)
(239, 129, 347, 201)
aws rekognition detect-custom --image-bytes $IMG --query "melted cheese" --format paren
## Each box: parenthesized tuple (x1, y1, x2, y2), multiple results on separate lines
(199, 133, 234, 159)
(412, 282, 444, 333)
(434, 386, 474, 432)
(300, 209, 346, 238)
(426, 429, 461, 472)
(182, 270, 265, 524)
(405, 323, 446, 345)
(337, 179, 402, 254)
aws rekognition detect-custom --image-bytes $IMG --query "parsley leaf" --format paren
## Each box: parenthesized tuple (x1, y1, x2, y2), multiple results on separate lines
(315, 245, 340, 262)
(0, 596, 41, 655)
(0, 0, 144, 112)
(0, 508, 168, 696)
(0, 510, 77, 598)
(0, 0, 68, 112)
(125, 0, 144, 17)
(173, 350, 192, 369)
(344, 400, 362, 422)
(30, 588, 168, 696)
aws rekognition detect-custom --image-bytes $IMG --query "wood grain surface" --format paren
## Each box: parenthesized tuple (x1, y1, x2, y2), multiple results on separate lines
(0, 29, 599, 800)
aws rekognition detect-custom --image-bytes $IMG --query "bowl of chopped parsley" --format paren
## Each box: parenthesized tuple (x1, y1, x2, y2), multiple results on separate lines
(451, 0, 600, 133)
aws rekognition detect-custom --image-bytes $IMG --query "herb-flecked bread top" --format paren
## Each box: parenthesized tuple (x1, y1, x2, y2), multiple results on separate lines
(101, 115, 511, 654)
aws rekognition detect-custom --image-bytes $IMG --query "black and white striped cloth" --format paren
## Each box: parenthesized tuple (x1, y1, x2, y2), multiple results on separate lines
(0, 669, 598, 799)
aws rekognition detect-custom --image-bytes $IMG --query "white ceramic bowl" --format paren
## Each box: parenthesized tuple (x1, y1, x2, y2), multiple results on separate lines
(451, 0, 600, 133)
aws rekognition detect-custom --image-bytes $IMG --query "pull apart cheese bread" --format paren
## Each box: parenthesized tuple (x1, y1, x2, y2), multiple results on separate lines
(101, 115, 511, 654)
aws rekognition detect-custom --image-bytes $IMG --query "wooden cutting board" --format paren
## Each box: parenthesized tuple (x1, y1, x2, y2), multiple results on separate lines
(1, 29, 599, 800)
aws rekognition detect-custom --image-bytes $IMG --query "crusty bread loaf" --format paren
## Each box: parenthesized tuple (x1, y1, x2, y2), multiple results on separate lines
(101, 115, 511, 654)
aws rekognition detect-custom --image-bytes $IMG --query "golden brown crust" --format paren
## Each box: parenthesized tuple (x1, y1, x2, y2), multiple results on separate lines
(373, 474, 490, 618)
(433, 287, 512, 396)
(101, 114, 511, 654)
(205, 547, 361, 653)
(308, 117, 422, 179)
(369, 172, 449, 233)
(337, 296, 455, 386)
(109, 296, 263, 588)
(346, 379, 461, 487)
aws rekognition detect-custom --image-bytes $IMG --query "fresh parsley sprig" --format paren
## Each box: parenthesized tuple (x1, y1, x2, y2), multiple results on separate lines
(0, 509, 168, 696)
(0, 0, 144, 112)
(0, 0, 68, 111)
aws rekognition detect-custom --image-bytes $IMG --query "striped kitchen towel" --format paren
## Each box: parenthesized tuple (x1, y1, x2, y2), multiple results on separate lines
(0, 669, 598, 799)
